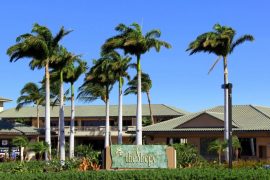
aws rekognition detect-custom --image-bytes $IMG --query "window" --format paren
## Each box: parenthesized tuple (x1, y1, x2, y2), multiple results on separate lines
(239, 138, 256, 156)
(167, 138, 187, 145)
(200, 138, 216, 157)
(123, 120, 132, 126)
(82, 120, 105, 126)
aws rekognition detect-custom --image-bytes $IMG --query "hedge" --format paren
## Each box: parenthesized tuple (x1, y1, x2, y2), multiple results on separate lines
(0, 168, 270, 180)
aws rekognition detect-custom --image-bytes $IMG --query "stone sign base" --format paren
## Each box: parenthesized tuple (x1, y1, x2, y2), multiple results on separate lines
(104, 145, 176, 170)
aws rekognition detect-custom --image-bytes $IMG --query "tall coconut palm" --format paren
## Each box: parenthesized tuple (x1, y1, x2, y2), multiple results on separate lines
(63, 56, 87, 159)
(78, 57, 116, 148)
(124, 72, 154, 125)
(105, 50, 131, 145)
(7, 23, 72, 160)
(16, 82, 45, 134)
(102, 23, 171, 145)
(187, 24, 254, 161)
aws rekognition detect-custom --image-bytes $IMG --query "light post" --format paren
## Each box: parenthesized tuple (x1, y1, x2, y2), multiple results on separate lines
(222, 83, 233, 169)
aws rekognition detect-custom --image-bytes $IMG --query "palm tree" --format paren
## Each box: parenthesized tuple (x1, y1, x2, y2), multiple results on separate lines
(29, 141, 49, 160)
(7, 23, 72, 160)
(102, 23, 171, 145)
(208, 139, 227, 164)
(12, 136, 29, 162)
(106, 50, 131, 144)
(50, 46, 76, 163)
(124, 72, 154, 125)
(63, 56, 87, 159)
(44, 75, 68, 159)
(232, 136, 241, 161)
(78, 56, 116, 148)
(187, 24, 254, 161)
(16, 82, 45, 136)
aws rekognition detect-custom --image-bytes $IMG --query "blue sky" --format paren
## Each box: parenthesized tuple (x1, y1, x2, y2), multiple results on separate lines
(0, 0, 269, 112)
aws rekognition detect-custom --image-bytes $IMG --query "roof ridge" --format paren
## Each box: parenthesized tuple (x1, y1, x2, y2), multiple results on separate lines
(250, 105, 270, 119)
(161, 104, 187, 115)
(252, 104, 270, 108)
(206, 111, 224, 114)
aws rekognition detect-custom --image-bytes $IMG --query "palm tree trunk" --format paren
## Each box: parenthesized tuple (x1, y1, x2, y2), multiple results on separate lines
(57, 117, 60, 158)
(59, 71, 65, 164)
(223, 56, 229, 162)
(105, 94, 110, 148)
(36, 105, 40, 142)
(136, 55, 142, 145)
(69, 83, 75, 159)
(20, 146, 24, 162)
(146, 91, 154, 125)
(118, 78, 123, 144)
(235, 149, 239, 161)
(218, 151, 221, 164)
(45, 61, 51, 161)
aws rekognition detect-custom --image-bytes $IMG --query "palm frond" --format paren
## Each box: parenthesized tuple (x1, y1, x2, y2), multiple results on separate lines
(52, 26, 73, 48)
(208, 56, 222, 75)
(230, 35, 254, 53)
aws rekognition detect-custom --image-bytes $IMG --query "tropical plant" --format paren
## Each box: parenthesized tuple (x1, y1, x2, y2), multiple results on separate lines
(187, 24, 254, 161)
(142, 117, 152, 127)
(62, 54, 87, 159)
(124, 72, 154, 124)
(104, 50, 131, 145)
(172, 143, 205, 168)
(75, 144, 99, 164)
(29, 141, 49, 160)
(232, 136, 241, 161)
(16, 82, 45, 133)
(7, 23, 72, 160)
(102, 22, 171, 145)
(78, 56, 116, 148)
(208, 139, 227, 164)
(12, 136, 29, 162)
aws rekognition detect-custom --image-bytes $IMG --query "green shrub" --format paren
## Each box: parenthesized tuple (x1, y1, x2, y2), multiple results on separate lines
(0, 168, 270, 179)
(172, 143, 205, 168)
(75, 144, 100, 164)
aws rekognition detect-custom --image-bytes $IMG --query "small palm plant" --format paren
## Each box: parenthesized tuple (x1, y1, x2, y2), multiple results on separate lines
(12, 136, 29, 162)
(29, 141, 49, 160)
(208, 139, 227, 164)
(232, 136, 241, 161)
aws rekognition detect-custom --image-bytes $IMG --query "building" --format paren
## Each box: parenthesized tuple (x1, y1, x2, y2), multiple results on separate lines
(0, 97, 12, 113)
(0, 103, 187, 150)
(0, 97, 39, 155)
(143, 105, 270, 160)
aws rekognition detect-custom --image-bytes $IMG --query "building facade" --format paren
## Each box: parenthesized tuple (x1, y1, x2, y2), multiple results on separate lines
(143, 105, 270, 160)
(0, 104, 187, 150)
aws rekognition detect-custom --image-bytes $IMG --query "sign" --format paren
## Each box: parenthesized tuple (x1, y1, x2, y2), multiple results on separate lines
(111, 145, 168, 168)
(2, 140, 8, 146)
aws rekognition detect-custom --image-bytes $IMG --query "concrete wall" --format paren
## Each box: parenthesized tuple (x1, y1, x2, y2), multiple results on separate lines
(256, 137, 270, 160)
(0, 102, 3, 113)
